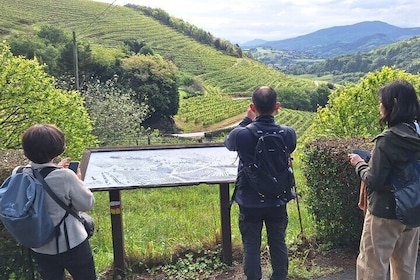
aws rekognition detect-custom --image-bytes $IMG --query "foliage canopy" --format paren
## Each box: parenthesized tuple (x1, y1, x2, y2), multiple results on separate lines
(0, 42, 96, 159)
(307, 66, 420, 140)
(121, 54, 179, 122)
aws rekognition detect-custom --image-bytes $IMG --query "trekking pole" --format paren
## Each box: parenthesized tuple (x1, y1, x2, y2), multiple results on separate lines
(294, 181, 304, 236)
(290, 159, 304, 236)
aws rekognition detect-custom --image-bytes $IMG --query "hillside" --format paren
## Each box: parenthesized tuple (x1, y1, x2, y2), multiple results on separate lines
(286, 35, 420, 84)
(0, 0, 316, 96)
(243, 21, 420, 58)
(0, 0, 321, 133)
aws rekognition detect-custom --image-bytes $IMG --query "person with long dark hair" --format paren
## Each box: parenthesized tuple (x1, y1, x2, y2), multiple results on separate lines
(349, 80, 420, 279)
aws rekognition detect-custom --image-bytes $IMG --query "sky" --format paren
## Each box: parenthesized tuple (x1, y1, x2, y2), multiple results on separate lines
(95, 0, 420, 44)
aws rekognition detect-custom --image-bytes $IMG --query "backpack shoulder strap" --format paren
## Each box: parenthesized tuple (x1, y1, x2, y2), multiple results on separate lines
(16, 166, 25, 173)
(32, 169, 83, 223)
(39, 166, 57, 178)
(246, 122, 285, 135)
(245, 122, 263, 138)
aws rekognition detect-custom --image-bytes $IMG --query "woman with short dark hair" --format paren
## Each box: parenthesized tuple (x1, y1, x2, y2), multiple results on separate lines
(349, 80, 420, 280)
(19, 124, 96, 280)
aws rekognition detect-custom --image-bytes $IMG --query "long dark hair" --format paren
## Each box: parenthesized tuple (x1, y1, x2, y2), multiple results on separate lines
(379, 80, 420, 127)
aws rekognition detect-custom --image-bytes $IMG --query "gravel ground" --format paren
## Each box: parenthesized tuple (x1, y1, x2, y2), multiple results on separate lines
(310, 252, 420, 280)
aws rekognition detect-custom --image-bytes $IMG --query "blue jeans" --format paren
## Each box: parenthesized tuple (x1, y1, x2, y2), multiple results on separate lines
(239, 205, 288, 280)
(32, 239, 96, 280)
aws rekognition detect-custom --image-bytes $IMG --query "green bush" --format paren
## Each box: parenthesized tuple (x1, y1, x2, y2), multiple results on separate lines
(301, 138, 373, 248)
(0, 150, 39, 279)
(0, 228, 39, 280)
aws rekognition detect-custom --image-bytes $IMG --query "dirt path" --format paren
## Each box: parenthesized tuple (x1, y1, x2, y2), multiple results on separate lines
(204, 114, 244, 131)
(172, 113, 244, 138)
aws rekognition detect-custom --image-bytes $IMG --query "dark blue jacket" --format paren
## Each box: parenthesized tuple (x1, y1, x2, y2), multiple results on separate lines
(224, 115, 297, 207)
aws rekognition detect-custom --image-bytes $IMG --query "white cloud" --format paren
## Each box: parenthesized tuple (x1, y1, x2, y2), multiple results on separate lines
(95, 0, 420, 43)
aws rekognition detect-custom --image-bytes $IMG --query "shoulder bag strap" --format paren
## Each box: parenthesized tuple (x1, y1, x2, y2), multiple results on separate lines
(32, 168, 83, 223)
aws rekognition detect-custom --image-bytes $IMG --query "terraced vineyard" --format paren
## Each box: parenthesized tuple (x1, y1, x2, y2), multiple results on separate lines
(199, 59, 317, 96)
(176, 94, 314, 137)
(2, 0, 317, 135)
(176, 95, 250, 129)
(275, 108, 314, 138)
(1, 0, 236, 77)
(2, 1, 316, 91)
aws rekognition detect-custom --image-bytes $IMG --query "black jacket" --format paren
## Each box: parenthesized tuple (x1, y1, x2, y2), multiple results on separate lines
(356, 122, 420, 219)
(224, 115, 297, 207)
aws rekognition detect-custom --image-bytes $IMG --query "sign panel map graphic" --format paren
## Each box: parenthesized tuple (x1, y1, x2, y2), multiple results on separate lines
(82, 146, 239, 190)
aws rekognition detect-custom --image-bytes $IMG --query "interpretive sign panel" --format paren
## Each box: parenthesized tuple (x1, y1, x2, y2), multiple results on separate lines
(79, 143, 238, 273)
(80, 143, 239, 191)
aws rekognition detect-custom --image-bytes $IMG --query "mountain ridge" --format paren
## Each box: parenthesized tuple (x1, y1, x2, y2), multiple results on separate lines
(241, 21, 420, 57)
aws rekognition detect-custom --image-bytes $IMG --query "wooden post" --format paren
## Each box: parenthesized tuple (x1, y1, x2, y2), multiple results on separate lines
(72, 31, 79, 90)
(219, 183, 232, 265)
(109, 190, 125, 277)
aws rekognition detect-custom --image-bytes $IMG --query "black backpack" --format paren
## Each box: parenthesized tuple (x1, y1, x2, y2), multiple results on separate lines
(241, 123, 295, 202)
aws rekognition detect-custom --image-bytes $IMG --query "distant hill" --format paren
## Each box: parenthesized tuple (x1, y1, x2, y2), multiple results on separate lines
(241, 21, 420, 57)
(240, 39, 268, 48)
(288, 35, 420, 84)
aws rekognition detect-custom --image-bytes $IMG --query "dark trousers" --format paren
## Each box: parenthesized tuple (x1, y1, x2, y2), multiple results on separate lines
(239, 205, 288, 280)
(32, 239, 96, 280)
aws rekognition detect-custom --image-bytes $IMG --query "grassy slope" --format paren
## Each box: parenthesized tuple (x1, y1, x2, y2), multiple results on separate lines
(1, 0, 316, 132)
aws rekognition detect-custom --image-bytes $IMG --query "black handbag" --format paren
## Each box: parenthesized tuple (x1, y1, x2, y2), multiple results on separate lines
(34, 170, 95, 238)
(393, 159, 420, 227)
(79, 212, 95, 239)
(392, 123, 420, 227)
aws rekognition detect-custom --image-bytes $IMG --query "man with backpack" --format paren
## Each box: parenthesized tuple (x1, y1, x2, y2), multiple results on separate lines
(225, 86, 297, 280)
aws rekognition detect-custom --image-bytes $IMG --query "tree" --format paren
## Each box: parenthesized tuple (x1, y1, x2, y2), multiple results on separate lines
(309, 84, 331, 110)
(0, 42, 96, 158)
(8, 26, 68, 75)
(123, 39, 146, 54)
(121, 54, 179, 126)
(36, 25, 68, 46)
(57, 41, 94, 78)
(308, 66, 420, 140)
(79, 76, 150, 146)
(277, 87, 311, 111)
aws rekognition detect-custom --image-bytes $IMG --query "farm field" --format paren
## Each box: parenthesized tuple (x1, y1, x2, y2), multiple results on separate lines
(176, 94, 314, 136)
(2, 0, 319, 124)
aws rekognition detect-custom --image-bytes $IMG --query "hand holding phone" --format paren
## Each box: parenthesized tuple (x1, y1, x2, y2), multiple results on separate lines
(68, 161, 79, 173)
(351, 149, 371, 162)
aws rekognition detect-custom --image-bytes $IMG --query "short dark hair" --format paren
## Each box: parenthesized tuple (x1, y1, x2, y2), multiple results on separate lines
(252, 86, 278, 115)
(22, 124, 66, 163)
(379, 80, 420, 127)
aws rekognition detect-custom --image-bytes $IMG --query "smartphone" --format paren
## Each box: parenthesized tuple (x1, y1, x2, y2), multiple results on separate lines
(68, 161, 79, 173)
(351, 149, 371, 162)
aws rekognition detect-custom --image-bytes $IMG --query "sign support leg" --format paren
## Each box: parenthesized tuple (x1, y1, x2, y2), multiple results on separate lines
(109, 190, 125, 277)
(219, 183, 232, 265)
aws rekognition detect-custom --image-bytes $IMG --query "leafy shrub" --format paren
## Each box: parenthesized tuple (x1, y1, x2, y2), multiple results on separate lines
(0, 42, 97, 159)
(301, 138, 373, 248)
(0, 150, 38, 279)
(308, 66, 420, 140)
